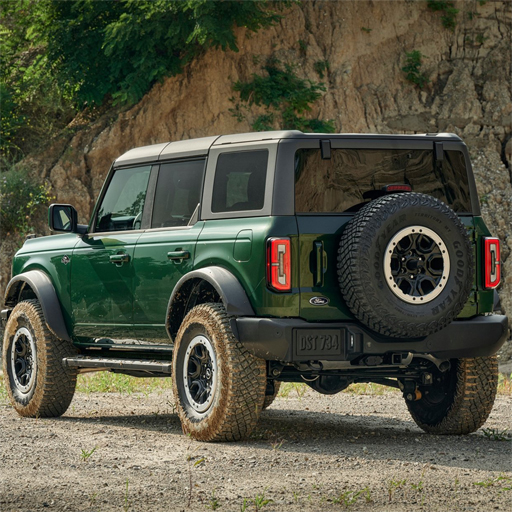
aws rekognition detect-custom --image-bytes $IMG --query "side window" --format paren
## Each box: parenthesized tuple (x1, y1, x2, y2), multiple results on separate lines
(211, 150, 268, 213)
(151, 159, 205, 228)
(96, 166, 151, 232)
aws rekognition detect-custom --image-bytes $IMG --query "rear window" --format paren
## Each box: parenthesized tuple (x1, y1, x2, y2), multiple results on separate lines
(212, 150, 268, 212)
(295, 148, 471, 213)
(151, 159, 204, 228)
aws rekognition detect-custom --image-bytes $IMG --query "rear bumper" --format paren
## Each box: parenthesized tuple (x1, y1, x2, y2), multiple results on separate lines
(235, 314, 509, 362)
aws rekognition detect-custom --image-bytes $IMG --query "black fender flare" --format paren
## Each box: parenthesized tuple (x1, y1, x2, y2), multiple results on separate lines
(3, 270, 71, 341)
(166, 266, 255, 340)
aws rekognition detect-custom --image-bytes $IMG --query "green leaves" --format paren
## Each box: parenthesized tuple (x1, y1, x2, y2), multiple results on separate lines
(41, 0, 285, 107)
(1, 0, 286, 160)
(402, 51, 430, 89)
(231, 58, 335, 133)
(0, 166, 53, 236)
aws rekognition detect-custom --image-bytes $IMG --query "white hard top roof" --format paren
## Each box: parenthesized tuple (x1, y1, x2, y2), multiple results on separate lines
(113, 131, 462, 167)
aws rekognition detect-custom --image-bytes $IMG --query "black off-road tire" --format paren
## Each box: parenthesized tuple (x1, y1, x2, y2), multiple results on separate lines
(263, 381, 281, 410)
(2, 300, 77, 417)
(337, 193, 473, 338)
(407, 356, 498, 435)
(172, 303, 267, 442)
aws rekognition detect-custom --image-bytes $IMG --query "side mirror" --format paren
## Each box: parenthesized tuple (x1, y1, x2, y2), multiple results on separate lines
(48, 204, 87, 234)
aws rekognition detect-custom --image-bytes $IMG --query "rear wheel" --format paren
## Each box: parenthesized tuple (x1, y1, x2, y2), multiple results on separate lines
(2, 300, 77, 417)
(172, 303, 266, 441)
(406, 356, 498, 435)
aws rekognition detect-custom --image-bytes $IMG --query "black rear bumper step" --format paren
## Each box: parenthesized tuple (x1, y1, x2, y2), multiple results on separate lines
(62, 356, 172, 373)
(235, 314, 508, 362)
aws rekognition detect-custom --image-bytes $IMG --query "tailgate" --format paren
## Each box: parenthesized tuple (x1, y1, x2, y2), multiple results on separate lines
(296, 214, 354, 321)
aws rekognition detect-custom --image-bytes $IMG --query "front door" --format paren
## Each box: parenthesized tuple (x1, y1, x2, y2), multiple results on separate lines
(71, 165, 152, 340)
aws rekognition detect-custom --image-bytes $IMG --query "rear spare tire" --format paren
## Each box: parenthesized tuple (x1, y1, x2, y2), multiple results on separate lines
(337, 193, 473, 338)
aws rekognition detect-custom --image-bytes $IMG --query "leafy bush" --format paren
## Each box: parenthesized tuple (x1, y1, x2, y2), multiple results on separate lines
(402, 50, 430, 89)
(231, 58, 335, 133)
(0, 1, 75, 162)
(427, 1, 459, 30)
(0, 167, 53, 236)
(41, 0, 287, 107)
(0, 0, 286, 162)
(313, 60, 330, 79)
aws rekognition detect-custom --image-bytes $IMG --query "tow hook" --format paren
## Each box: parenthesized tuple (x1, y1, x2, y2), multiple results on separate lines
(400, 379, 422, 402)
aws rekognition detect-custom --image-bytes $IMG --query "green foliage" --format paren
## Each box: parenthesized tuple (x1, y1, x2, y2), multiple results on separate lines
(0, 167, 53, 236)
(298, 39, 308, 55)
(481, 428, 511, 442)
(474, 475, 512, 490)
(241, 489, 273, 511)
(427, 1, 459, 30)
(0, 0, 75, 162)
(332, 487, 372, 507)
(231, 58, 335, 133)
(402, 51, 430, 89)
(314, 60, 330, 79)
(476, 33, 489, 45)
(0, 0, 286, 162)
(41, 0, 286, 107)
(80, 446, 97, 462)
(361, 26, 372, 33)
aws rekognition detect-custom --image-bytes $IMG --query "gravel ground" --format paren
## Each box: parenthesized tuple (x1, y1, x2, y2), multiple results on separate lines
(0, 384, 511, 512)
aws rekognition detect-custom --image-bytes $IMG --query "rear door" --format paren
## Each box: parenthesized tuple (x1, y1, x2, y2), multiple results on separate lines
(131, 159, 206, 341)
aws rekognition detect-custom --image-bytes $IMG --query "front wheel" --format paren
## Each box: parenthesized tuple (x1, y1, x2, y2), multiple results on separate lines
(2, 300, 77, 417)
(172, 303, 266, 441)
(406, 356, 498, 435)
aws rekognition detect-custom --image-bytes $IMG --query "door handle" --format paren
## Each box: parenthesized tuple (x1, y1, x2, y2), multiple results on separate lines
(109, 253, 130, 265)
(167, 250, 190, 261)
(313, 241, 324, 287)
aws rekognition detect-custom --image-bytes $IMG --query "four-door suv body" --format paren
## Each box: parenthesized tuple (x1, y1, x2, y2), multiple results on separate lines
(2, 131, 508, 441)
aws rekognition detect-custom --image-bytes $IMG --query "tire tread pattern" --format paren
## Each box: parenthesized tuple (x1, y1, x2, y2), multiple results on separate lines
(407, 356, 498, 435)
(337, 193, 473, 337)
(2, 299, 77, 418)
(173, 303, 266, 442)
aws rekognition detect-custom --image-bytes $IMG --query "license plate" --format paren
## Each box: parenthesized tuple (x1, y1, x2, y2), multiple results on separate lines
(294, 329, 344, 358)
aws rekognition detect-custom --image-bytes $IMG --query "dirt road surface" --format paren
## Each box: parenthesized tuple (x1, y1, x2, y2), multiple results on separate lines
(1, 383, 510, 512)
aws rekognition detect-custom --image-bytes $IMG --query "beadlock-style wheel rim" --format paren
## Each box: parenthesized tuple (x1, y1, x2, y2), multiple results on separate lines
(10, 327, 37, 395)
(183, 335, 218, 415)
(384, 226, 450, 304)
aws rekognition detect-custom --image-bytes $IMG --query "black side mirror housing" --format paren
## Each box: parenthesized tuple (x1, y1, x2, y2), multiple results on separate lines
(48, 204, 87, 234)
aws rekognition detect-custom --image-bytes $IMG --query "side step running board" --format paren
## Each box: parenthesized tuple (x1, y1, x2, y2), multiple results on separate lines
(62, 356, 172, 374)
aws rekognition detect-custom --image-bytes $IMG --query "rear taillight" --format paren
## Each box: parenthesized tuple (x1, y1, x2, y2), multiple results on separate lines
(267, 238, 291, 292)
(483, 237, 501, 289)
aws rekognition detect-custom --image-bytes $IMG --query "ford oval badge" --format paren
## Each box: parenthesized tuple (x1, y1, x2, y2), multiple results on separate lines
(309, 296, 329, 306)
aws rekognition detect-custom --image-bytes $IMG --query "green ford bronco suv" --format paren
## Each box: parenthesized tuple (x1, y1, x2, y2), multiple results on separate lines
(2, 131, 508, 441)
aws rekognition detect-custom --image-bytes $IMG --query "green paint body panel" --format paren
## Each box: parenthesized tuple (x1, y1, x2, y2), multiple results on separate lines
(196, 216, 300, 318)
(8, 211, 495, 343)
(71, 231, 143, 339)
(131, 222, 205, 340)
(12, 233, 80, 334)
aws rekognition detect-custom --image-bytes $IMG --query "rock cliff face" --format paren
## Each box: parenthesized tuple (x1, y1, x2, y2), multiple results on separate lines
(1, 1, 511, 356)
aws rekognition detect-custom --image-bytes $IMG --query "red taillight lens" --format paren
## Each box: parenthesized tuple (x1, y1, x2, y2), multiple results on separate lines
(267, 238, 291, 292)
(483, 237, 501, 289)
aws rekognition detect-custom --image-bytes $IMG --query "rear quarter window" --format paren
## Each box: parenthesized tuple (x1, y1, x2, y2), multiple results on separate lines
(211, 150, 268, 212)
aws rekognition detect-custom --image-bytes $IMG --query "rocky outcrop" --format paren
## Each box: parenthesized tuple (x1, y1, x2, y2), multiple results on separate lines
(1, 1, 510, 356)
